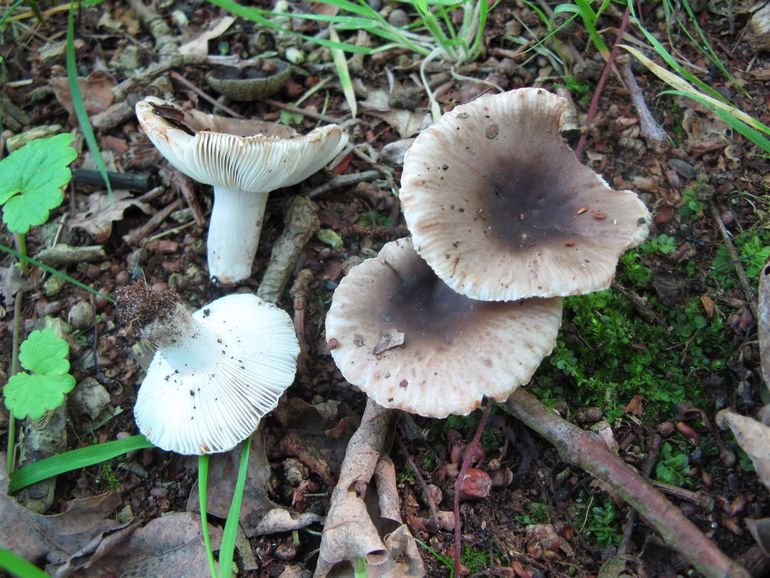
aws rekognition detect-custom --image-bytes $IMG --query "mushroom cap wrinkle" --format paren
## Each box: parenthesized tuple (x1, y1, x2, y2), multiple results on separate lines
(136, 96, 347, 194)
(400, 87, 651, 301)
(134, 293, 299, 454)
(325, 238, 563, 418)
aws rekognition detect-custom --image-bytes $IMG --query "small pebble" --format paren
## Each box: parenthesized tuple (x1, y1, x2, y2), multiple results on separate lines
(68, 300, 95, 330)
(388, 8, 409, 27)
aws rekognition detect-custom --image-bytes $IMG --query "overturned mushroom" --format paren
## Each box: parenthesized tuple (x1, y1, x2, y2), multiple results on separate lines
(400, 87, 650, 301)
(116, 282, 299, 454)
(325, 238, 562, 418)
(135, 96, 347, 284)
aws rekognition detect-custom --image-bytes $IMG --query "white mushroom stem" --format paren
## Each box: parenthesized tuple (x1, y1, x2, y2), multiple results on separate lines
(207, 187, 270, 284)
(143, 303, 218, 370)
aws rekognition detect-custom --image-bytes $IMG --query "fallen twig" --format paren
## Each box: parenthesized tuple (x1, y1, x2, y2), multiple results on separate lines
(289, 269, 314, 374)
(169, 171, 206, 227)
(308, 170, 384, 199)
(257, 196, 320, 304)
(265, 98, 343, 124)
(169, 71, 245, 119)
(397, 434, 440, 530)
(710, 201, 758, 319)
(123, 198, 182, 246)
(503, 389, 750, 578)
(620, 60, 668, 146)
(618, 432, 661, 554)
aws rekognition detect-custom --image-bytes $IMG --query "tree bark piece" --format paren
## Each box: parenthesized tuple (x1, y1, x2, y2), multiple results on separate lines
(503, 389, 750, 578)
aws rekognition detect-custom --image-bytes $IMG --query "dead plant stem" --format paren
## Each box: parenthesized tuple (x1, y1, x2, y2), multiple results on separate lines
(575, 7, 631, 160)
(709, 201, 758, 319)
(454, 403, 492, 578)
(503, 389, 750, 578)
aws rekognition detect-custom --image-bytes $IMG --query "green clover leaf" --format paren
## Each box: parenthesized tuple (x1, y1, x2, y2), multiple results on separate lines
(4, 328, 76, 420)
(0, 133, 77, 234)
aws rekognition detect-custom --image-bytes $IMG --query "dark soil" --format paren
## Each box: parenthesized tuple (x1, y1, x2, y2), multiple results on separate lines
(1, 1, 769, 577)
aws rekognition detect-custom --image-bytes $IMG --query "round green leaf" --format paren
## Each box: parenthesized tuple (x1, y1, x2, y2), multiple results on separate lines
(19, 328, 71, 375)
(0, 133, 77, 234)
(4, 372, 76, 420)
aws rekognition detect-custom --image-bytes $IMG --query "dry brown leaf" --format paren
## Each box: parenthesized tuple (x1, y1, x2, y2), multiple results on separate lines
(0, 453, 123, 569)
(51, 73, 115, 117)
(314, 400, 394, 578)
(72, 512, 221, 578)
(70, 190, 151, 243)
(367, 525, 425, 578)
(759, 258, 770, 391)
(178, 17, 235, 57)
(746, 517, 770, 556)
(716, 409, 770, 490)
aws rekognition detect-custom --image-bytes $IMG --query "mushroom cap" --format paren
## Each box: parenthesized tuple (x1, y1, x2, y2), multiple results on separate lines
(400, 87, 651, 301)
(325, 238, 563, 418)
(135, 96, 347, 194)
(135, 293, 299, 454)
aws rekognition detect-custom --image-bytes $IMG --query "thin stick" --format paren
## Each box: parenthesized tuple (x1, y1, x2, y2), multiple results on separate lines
(503, 389, 749, 578)
(454, 403, 492, 578)
(308, 170, 383, 198)
(575, 7, 631, 160)
(618, 432, 660, 554)
(396, 434, 440, 529)
(123, 199, 182, 246)
(709, 202, 758, 319)
(620, 60, 668, 145)
(264, 99, 343, 124)
(169, 71, 245, 119)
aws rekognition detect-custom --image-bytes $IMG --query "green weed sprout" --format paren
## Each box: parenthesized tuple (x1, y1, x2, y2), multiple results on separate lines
(0, 133, 77, 269)
(3, 328, 76, 421)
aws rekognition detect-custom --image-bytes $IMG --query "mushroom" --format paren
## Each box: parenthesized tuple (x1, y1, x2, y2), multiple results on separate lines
(115, 282, 299, 454)
(325, 238, 562, 418)
(400, 87, 651, 301)
(135, 96, 348, 284)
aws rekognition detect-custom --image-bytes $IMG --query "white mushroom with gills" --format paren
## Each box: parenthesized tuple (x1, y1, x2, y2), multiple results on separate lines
(135, 96, 348, 284)
(115, 282, 299, 454)
(325, 238, 563, 418)
(400, 87, 651, 302)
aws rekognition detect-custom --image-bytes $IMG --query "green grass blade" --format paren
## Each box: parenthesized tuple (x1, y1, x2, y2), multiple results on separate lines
(329, 24, 357, 118)
(354, 556, 368, 577)
(66, 4, 112, 199)
(0, 548, 51, 578)
(661, 89, 770, 154)
(198, 455, 219, 578)
(469, 0, 489, 60)
(8, 435, 154, 493)
(0, 0, 26, 28)
(0, 243, 114, 303)
(207, 0, 372, 54)
(218, 438, 250, 578)
(622, 44, 770, 136)
(625, 0, 726, 104)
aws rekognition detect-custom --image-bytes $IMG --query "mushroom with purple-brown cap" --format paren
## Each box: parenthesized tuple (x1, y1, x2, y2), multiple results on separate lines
(135, 96, 347, 284)
(400, 87, 651, 302)
(324, 237, 562, 418)
(115, 282, 299, 455)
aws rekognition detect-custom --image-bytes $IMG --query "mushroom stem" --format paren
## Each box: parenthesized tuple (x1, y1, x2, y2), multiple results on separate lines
(143, 302, 219, 371)
(207, 187, 270, 283)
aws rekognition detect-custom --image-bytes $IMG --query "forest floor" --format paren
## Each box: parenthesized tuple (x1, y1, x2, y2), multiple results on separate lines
(1, 1, 770, 577)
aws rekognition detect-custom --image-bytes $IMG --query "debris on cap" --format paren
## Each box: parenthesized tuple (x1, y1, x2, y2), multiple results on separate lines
(325, 238, 562, 418)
